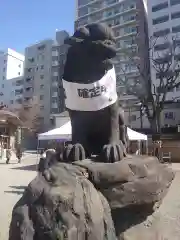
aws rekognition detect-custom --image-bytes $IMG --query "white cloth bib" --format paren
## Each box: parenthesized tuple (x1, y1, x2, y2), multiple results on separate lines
(62, 67, 118, 111)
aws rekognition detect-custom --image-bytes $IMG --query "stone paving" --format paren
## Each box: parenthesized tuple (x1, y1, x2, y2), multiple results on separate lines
(0, 153, 37, 240)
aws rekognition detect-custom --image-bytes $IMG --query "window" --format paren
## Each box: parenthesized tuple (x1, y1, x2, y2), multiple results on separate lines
(114, 18, 120, 26)
(106, 0, 118, 5)
(152, 2, 168, 12)
(173, 39, 180, 47)
(40, 75, 44, 79)
(3, 76, 5, 80)
(51, 108, 58, 114)
(4, 60, 6, 64)
(52, 98, 57, 103)
(16, 80, 23, 86)
(41, 65, 44, 69)
(52, 76, 58, 82)
(38, 45, 45, 51)
(78, 6, 88, 17)
(176, 85, 180, 91)
(40, 84, 44, 89)
(27, 68, 32, 72)
(28, 57, 34, 62)
(26, 77, 32, 82)
(18, 64, 21, 68)
(25, 87, 32, 92)
(171, 11, 180, 20)
(172, 25, 180, 33)
(1, 84, 4, 88)
(154, 42, 170, 51)
(16, 99, 22, 104)
(153, 28, 170, 37)
(106, 10, 113, 17)
(114, 8, 120, 15)
(174, 53, 180, 60)
(153, 15, 169, 25)
(15, 89, 23, 96)
(124, 26, 137, 34)
(164, 112, 175, 119)
(40, 106, 44, 110)
(114, 30, 120, 37)
(40, 95, 44, 100)
(3, 67, 6, 72)
(170, 0, 180, 6)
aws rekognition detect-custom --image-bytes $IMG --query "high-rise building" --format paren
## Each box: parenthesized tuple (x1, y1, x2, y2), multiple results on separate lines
(3, 76, 24, 111)
(23, 30, 69, 130)
(0, 48, 24, 108)
(75, 0, 149, 105)
(147, 0, 180, 101)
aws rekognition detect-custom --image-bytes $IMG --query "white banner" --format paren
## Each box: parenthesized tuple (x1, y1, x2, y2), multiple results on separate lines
(62, 67, 118, 111)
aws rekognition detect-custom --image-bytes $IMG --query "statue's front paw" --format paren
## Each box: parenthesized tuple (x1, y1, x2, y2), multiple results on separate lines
(100, 141, 126, 163)
(63, 143, 86, 162)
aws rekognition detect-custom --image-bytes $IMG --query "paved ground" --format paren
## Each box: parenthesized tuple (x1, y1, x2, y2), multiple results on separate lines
(0, 153, 38, 240)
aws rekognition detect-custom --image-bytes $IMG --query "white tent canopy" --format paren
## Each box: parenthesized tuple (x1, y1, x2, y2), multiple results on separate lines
(38, 121, 147, 141)
(127, 127, 147, 141)
(38, 121, 72, 140)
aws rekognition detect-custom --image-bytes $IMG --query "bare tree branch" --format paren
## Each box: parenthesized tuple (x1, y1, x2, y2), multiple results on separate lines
(118, 34, 180, 134)
(17, 96, 42, 134)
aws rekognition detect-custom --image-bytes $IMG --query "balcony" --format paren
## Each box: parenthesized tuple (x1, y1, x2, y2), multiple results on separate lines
(52, 81, 58, 87)
(78, 1, 136, 21)
(52, 51, 58, 57)
(52, 61, 59, 67)
(52, 71, 58, 77)
(51, 91, 58, 97)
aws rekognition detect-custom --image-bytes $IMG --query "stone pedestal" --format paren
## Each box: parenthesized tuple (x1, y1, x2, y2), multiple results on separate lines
(9, 155, 174, 240)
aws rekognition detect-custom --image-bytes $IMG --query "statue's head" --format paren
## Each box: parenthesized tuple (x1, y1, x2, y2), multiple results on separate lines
(63, 23, 117, 84)
(65, 23, 117, 60)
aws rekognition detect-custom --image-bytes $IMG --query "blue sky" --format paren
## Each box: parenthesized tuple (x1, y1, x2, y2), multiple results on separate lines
(0, 0, 75, 53)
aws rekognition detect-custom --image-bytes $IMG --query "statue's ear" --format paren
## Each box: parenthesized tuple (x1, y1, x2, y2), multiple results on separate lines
(64, 26, 90, 46)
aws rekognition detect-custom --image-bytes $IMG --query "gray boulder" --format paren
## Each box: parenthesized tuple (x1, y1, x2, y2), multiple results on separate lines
(74, 156, 174, 236)
(9, 162, 117, 240)
(9, 155, 174, 239)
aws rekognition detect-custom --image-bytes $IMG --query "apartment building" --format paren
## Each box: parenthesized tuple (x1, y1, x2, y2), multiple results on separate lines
(23, 31, 69, 130)
(0, 48, 24, 107)
(147, 0, 180, 101)
(75, 0, 149, 106)
(3, 76, 24, 111)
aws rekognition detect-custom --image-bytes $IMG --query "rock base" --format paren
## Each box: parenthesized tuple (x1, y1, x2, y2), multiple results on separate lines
(9, 155, 174, 240)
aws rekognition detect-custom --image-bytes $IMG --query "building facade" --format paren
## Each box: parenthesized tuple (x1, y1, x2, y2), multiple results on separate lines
(75, 0, 149, 106)
(0, 48, 24, 108)
(147, 0, 180, 101)
(124, 102, 180, 130)
(23, 31, 69, 130)
(3, 76, 24, 111)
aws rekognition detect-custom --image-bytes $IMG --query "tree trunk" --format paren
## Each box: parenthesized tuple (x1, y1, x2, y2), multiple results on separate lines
(150, 110, 161, 140)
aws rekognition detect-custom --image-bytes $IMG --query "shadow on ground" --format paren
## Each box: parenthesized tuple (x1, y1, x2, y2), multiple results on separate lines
(0, 162, 18, 165)
(11, 164, 37, 171)
(9, 186, 27, 190)
(4, 190, 24, 195)
(4, 185, 27, 195)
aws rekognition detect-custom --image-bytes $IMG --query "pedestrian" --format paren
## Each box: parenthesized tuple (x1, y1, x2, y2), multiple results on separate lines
(6, 148, 12, 164)
(16, 145, 23, 163)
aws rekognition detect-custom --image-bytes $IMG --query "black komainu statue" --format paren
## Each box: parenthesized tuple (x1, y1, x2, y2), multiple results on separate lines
(62, 23, 127, 162)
